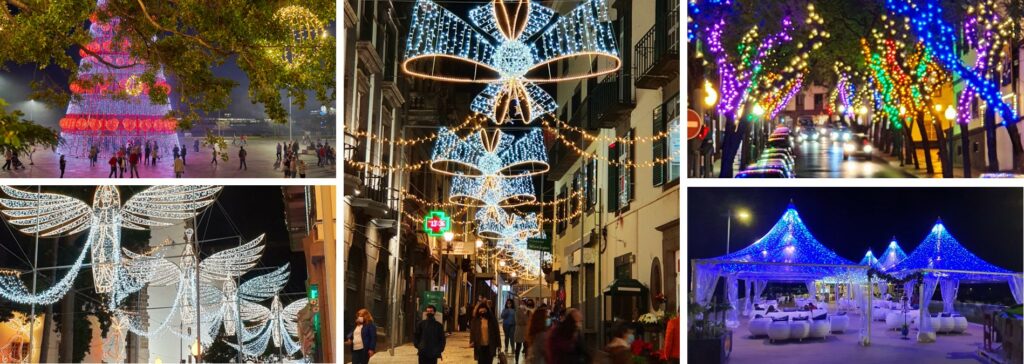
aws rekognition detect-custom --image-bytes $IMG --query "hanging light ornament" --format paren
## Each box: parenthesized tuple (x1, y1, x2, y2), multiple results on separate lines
(475, 207, 539, 240)
(404, 0, 620, 124)
(271, 5, 328, 70)
(0, 186, 221, 303)
(449, 174, 536, 207)
(431, 128, 548, 177)
(229, 295, 307, 357)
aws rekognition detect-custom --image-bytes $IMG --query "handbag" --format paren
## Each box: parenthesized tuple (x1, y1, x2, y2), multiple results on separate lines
(497, 350, 509, 364)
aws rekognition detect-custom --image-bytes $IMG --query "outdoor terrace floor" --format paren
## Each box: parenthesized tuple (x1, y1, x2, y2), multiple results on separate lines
(728, 312, 996, 363)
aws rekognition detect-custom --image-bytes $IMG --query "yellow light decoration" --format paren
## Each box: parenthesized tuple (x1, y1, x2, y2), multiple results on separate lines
(271, 5, 328, 70)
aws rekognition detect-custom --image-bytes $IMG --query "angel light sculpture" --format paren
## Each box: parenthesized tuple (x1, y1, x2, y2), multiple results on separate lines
(0, 185, 221, 305)
(230, 294, 307, 357)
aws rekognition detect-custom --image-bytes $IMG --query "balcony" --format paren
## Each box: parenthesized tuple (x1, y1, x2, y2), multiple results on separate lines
(347, 172, 395, 220)
(355, 12, 383, 74)
(344, 0, 357, 29)
(343, 131, 362, 195)
(634, 0, 680, 89)
(586, 75, 635, 129)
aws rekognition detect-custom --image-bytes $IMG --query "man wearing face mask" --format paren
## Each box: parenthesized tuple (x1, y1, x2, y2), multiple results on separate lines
(470, 303, 501, 364)
(414, 305, 446, 364)
(605, 320, 634, 364)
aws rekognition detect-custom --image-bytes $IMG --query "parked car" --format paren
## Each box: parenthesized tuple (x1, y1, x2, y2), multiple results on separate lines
(736, 167, 789, 178)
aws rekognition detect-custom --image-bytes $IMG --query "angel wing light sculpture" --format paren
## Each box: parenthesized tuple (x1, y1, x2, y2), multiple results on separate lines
(0, 185, 221, 305)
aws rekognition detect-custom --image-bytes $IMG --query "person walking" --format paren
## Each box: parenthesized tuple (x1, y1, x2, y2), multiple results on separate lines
(283, 156, 292, 178)
(180, 145, 187, 165)
(210, 147, 218, 166)
(414, 305, 446, 364)
(605, 321, 634, 364)
(546, 308, 589, 364)
(290, 155, 298, 178)
(108, 154, 118, 178)
(90, 145, 99, 167)
(297, 159, 306, 178)
(459, 304, 469, 332)
(470, 303, 500, 364)
(345, 309, 377, 364)
(513, 299, 530, 363)
(501, 300, 516, 354)
(276, 142, 282, 161)
(238, 146, 248, 170)
(525, 307, 549, 364)
(59, 155, 66, 178)
(128, 150, 140, 178)
(152, 144, 159, 162)
(117, 151, 126, 178)
(193, 139, 200, 152)
(173, 144, 180, 160)
(173, 157, 184, 178)
(2, 149, 11, 170)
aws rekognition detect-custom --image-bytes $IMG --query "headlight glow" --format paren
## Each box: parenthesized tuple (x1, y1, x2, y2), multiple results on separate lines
(844, 143, 855, 153)
(864, 145, 873, 153)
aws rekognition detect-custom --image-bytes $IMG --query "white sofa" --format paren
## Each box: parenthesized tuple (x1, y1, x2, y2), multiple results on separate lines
(937, 316, 954, 333)
(872, 308, 889, 321)
(749, 318, 770, 337)
(951, 316, 968, 333)
(789, 320, 810, 341)
(885, 312, 908, 331)
(768, 320, 791, 343)
(809, 319, 830, 339)
(830, 315, 850, 333)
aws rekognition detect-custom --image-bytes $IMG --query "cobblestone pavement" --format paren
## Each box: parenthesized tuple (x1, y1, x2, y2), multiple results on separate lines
(367, 331, 521, 364)
(0, 137, 336, 178)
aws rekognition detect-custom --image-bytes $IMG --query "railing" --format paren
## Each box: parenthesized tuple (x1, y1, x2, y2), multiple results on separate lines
(634, 0, 680, 80)
(589, 74, 635, 120)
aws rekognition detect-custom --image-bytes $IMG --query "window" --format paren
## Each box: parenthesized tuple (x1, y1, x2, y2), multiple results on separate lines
(795, 93, 805, 111)
(557, 185, 568, 236)
(653, 95, 680, 185)
(610, 129, 635, 211)
(587, 158, 597, 210)
(813, 93, 824, 111)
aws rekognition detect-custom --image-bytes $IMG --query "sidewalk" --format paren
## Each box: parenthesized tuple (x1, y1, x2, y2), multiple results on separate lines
(368, 331, 518, 364)
(871, 148, 967, 178)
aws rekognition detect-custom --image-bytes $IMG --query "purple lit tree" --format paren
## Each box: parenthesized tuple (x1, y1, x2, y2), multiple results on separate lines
(690, 1, 827, 177)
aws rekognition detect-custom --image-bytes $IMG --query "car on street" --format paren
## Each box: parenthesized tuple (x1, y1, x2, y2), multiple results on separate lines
(843, 133, 874, 160)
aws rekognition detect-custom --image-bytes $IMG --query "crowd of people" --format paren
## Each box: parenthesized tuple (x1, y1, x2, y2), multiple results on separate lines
(347, 295, 658, 364)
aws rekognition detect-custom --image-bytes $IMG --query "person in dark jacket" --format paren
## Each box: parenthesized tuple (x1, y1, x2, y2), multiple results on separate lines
(470, 303, 500, 364)
(414, 305, 446, 364)
(345, 308, 377, 364)
(547, 308, 590, 364)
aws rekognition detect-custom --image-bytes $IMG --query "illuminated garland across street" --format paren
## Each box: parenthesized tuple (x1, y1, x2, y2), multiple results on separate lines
(404, 0, 620, 124)
(475, 207, 539, 240)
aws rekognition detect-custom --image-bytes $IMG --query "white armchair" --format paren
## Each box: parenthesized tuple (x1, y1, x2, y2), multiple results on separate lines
(768, 320, 791, 343)
(951, 316, 968, 333)
(808, 319, 830, 339)
(789, 320, 810, 341)
(872, 308, 889, 321)
(830, 315, 849, 333)
(749, 318, 770, 337)
(885, 312, 907, 331)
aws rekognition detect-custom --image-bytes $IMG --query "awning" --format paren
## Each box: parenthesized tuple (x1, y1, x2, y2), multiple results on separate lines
(603, 278, 648, 296)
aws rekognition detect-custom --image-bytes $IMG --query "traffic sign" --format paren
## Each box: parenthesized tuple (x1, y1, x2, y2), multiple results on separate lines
(527, 237, 552, 253)
(687, 109, 703, 139)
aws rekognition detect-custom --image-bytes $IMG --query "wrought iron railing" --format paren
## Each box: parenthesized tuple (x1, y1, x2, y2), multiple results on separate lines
(634, 0, 680, 80)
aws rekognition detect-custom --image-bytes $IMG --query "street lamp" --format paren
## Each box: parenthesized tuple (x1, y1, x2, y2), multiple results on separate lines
(944, 105, 956, 122)
(704, 80, 718, 108)
(475, 238, 483, 248)
(726, 208, 752, 254)
(752, 104, 765, 117)
(443, 231, 455, 242)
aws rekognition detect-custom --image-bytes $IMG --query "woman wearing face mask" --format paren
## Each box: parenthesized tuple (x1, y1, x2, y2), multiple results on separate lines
(605, 320, 634, 364)
(546, 308, 590, 364)
(500, 300, 517, 353)
(525, 307, 549, 364)
(470, 304, 501, 363)
(344, 309, 377, 364)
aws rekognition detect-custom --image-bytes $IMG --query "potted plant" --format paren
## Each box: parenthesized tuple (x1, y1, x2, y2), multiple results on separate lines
(638, 310, 667, 333)
(687, 298, 733, 364)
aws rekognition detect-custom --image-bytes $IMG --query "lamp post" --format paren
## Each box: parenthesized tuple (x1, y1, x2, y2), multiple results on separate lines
(725, 208, 751, 254)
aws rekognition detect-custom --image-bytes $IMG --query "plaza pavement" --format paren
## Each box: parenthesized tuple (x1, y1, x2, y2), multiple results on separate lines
(729, 311, 996, 363)
(367, 331, 521, 364)
(0, 137, 336, 178)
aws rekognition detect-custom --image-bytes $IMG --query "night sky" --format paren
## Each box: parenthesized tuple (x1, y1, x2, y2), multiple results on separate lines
(687, 188, 1023, 303)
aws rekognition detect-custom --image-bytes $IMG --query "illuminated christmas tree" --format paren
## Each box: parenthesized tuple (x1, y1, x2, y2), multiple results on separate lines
(58, 0, 179, 157)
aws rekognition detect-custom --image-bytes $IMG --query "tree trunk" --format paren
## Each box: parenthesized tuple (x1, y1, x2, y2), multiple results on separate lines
(718, 115, 747, 178)
(739, 119, 754, 168)
(961, 125, 972, 178)
(934, 122, 952, 178)
(916, 111, 934, 174)
(984, 101, 999, 172)
(1005, 123, 1024, 172)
